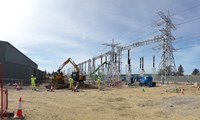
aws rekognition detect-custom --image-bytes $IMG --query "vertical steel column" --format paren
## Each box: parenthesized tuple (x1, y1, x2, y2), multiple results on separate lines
(142, 57, 144, 71)
(128, 50, 131, 72)
(84, 63, 86, 74)
(153, 56, 155, 68)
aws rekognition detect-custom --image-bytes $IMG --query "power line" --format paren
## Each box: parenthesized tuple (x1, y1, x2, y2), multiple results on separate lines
(176, 33, 200, 39)
(174, 34, 200, 44)
(172, 3, 200, 16)
(118, 23, 152, 40)
(176, 16, 200, 26)
(132, 31, 158, 42)
(176, 45, 199, 50)
(118, 3, 200, 44)
(117, 19, 161, 44)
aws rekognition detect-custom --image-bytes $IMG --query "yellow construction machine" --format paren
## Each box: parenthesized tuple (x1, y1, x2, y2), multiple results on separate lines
(52, 58, 86, 84)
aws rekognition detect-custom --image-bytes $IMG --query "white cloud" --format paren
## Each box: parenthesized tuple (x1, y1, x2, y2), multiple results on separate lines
(0, 0, 200, 74)
(0, 0, 32, 34)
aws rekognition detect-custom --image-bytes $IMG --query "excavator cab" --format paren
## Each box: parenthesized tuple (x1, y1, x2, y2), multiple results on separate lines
(71, 72, 79, 81)
(71, 72, 86, 82)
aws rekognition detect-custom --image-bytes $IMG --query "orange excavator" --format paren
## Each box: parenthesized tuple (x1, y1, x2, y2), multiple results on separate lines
(52, 58, 86, 85)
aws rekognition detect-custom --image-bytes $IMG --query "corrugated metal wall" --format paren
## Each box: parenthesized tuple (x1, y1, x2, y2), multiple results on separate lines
(5, 42, 37, 68)
(3, 61, 30, 79)
(0, 41, 6, 62)
(0, 41, 45, 81)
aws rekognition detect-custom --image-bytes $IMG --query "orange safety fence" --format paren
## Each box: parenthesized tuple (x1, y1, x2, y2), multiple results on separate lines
(0, 64, 8, 119)
(0, 88, 8, 118)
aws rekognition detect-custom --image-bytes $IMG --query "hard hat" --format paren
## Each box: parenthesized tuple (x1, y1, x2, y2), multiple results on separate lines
(31, 75, 33, 77)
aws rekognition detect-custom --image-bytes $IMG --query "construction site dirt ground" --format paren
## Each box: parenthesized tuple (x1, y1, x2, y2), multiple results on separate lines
(5, 83, 200, 120)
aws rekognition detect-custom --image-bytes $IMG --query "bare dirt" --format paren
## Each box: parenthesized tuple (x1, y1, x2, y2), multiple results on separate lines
(5, 83, 200, 120)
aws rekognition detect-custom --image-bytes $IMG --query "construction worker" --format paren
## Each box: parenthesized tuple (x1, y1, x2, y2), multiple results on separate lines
(69, 76, 74, 90)
(31, 75, 36, 90)
(96, 76, 101, 90)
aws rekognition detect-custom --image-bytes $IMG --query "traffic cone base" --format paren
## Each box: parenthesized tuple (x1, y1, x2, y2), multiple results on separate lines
(14, 114, 25, 119)
(14, 97, 24, 119)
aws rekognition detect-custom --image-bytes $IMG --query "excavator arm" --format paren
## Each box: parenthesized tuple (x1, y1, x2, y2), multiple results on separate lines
(56, 58, 85, 82)
(57, 58, 80, 73)
(90, 61, 110, 77)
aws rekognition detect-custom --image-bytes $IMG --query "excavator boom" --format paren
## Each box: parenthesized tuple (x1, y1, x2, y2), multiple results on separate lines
(90, 61, 110, 77)
(54, 58, 85, 82)
(57, 58, 80, 73)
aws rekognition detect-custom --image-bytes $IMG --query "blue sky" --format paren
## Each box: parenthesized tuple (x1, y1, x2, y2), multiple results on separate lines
(0, 0, 200, 75)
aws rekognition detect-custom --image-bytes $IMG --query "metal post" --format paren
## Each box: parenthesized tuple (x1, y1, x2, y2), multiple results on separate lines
(142, 57, 144, 71)
(153, 56, 155, 68)
(127, 50, 131, 84)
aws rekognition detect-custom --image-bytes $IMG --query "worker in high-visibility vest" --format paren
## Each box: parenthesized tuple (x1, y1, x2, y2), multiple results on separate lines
(69, 77, 74, 90)
(96, 77, 101, 90)
(31, 75, 36, 90)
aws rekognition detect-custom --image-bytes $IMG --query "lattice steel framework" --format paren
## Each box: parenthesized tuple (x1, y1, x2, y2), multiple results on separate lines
(157, 11, 177, 84)
(102, 39, 121, 82)
(78, 11, 177, 84)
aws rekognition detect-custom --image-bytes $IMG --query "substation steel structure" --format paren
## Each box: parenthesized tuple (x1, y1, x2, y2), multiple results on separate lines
(77, 11, 177, 84)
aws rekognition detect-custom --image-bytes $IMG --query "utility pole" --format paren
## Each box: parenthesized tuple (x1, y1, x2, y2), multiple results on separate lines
(157, 11, 177, 84)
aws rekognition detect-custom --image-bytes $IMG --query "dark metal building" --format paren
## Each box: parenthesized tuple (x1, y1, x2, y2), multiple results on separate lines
(0, 40, 45, 80)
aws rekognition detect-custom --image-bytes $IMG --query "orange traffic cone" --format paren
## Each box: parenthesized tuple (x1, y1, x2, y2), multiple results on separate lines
(47, 85, 54, 92)
(14, 97, 24, 119)
(16, 83, 21, 91)
(180, 88, 184, 95)
(50, 85, 54, 92)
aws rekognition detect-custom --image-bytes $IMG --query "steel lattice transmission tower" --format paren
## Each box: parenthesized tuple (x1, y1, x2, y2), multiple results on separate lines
(157, 11, 177, 84)
(102, 39, 121, 82)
